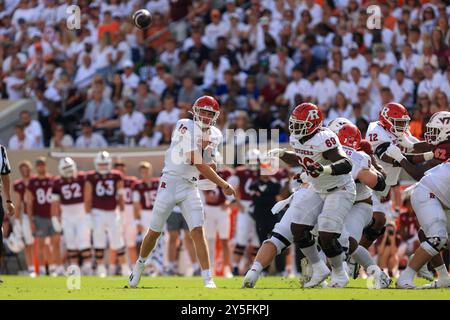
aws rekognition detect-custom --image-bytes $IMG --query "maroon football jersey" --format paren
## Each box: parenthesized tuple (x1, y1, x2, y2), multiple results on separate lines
(203, 167, 233, 206)
(123, 176, 138, 205)
(133, 177, 160, 210)
(274, 167, 289, 184)
(14, 178, 28, 214)
(86, 169, 123, 211)
(433, 141, 450, 161)
(52, 172, 85, 205)
(234, 166, 258, 201)
(13, 178, 27, 201)
(27, 176, 53, 218)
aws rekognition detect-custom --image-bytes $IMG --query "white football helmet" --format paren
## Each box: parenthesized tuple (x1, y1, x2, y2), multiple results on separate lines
(246, 148, 260, 171)
(327, 117, 352, 134)
(424, 111, 450, 145)
(58, 157, 77, 178)
(94, 151, 112, 175)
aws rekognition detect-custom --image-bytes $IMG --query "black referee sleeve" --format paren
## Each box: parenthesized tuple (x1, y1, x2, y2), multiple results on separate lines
(0, 145, 11, 175)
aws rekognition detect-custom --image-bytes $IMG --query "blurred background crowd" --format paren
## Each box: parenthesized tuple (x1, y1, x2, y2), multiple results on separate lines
(1, 0, 449, 150)
(0, 0, 450, 277)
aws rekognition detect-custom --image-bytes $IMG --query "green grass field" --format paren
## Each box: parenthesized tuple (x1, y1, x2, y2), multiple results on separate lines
(0, 276, 448, 300)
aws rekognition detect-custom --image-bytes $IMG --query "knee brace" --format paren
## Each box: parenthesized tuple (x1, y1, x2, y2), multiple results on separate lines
(292, 228, 315, 249)
(265, 232, 291, 255)
(233, 244, 245, 256)
(94, 248, 104, 260)
(67, 250, 79, 260)
(363, 218, 386, 242)
(319, 234, 343, 258)
(421, 237, 448, 256)
(80, 248, 92, 260)
(116, 247, 126, 257)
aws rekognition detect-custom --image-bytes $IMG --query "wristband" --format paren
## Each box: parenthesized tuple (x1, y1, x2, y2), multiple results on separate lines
(322, 165, 333, 175)
(423, 152, 434, 161)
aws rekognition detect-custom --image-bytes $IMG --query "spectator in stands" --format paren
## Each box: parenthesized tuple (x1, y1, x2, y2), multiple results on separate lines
(260, 72, 285, 106)
(49, 123, 74, 148)
(8, 124, 35, 150)
(83, 85, 114, 128)
(178, 76, 203, 110)
(155, 95, 180, 132)
(74, 54, 97, 89)
(4, 65, 26, 100)
(75, 120, 108, 148)
(121, 60, 140, 97)
(20, 110, 44, 148)
(133, 81, 161, 121)
(390, 69, 415, 109)
(120, 99, 146, 146)
(172, 51, 198, 82)
(138, 121, 163, 148)
(325, 92, 355, 125)
(378, 223, 400, 278)
(161, 74, 180, 102)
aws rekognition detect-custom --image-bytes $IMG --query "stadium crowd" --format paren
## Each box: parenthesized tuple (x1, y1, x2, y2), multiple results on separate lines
(0, 0, 450, 277)
(1, 0, 449, 149)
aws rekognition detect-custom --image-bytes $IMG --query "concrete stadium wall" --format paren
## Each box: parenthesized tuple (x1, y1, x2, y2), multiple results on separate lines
(0, 99, 36, 145)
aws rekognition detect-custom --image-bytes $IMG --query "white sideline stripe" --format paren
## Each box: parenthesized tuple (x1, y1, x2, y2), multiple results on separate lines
(49, 150, 166, 158)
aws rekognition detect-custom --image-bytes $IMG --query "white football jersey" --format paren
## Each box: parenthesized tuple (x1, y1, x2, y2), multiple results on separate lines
(162, 119, 222, 181)
(289, 128, 353, 193)
(343, 146, 372, 202)
(366, 121, 401, 188)
(419, 162, 450, 208)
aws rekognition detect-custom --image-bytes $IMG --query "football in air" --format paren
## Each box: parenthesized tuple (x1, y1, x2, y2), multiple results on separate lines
(132, 9, 152, 29)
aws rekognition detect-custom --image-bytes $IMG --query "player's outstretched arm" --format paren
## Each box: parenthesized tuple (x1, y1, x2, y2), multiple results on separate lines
(357, 168, 386, 192)
(319, 147, 352, 175)
(189, 150, 236, 197)
(385, 144, 441, 181)
(396, 136, 433, 153)
(267, 148, 299, 166)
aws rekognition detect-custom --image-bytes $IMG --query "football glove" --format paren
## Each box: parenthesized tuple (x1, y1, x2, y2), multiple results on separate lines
(385, 144, 405, 163)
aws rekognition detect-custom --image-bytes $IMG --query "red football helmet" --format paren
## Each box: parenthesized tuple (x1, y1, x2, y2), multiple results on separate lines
(192, 95, 220, 128)
(337, 123, 362, 150)
(379, 102, 410, 137)
(289, 103, 323, 139)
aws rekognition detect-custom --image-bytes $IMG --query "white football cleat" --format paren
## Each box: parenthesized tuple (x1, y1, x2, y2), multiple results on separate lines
(204, 279, 217, 288)
(224, 266, 233, 279)
(128, 262, 145, 288)
(242, 269, 260, 288)
(409, 255, 434, 281)
(396, 274, 416, 289)
(419, 277, 450, 289)
(373, 269, 392, 289)
(96, 264, 107, 278)
(328, 268, 349, 288)
(302, 261, 330, 288)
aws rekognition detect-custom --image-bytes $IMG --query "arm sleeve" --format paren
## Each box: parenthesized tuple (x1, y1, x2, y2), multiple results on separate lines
(0, 145, 11, 175)
(132, 190, 140, 203)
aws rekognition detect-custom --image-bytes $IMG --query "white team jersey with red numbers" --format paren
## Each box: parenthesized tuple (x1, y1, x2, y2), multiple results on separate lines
(343, 146, 373, 202)
(162, 119, 222, 181)
(289, 128, 353, 193)
(366, 121, 401, 187)
(419, 162, 450, 208)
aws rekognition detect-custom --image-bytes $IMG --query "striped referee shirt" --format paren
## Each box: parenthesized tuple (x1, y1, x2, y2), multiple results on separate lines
(0, 145, 11, 176)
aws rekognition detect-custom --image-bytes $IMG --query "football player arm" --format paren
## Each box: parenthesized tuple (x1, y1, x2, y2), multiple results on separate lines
(50, 197, 61, 218)
(13, 191, 22, 219)
(116, 180, 125, 212)
(84, 181, 92, 214)
(320, 147, 352, 175)
(385, 144, 441, 181)
(190, 150, 236, 196)
(132, 191, 141, 221)
(24, 189, 33, 220)
(279, 151, 300, 167)
(357, 168, 386, 192)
